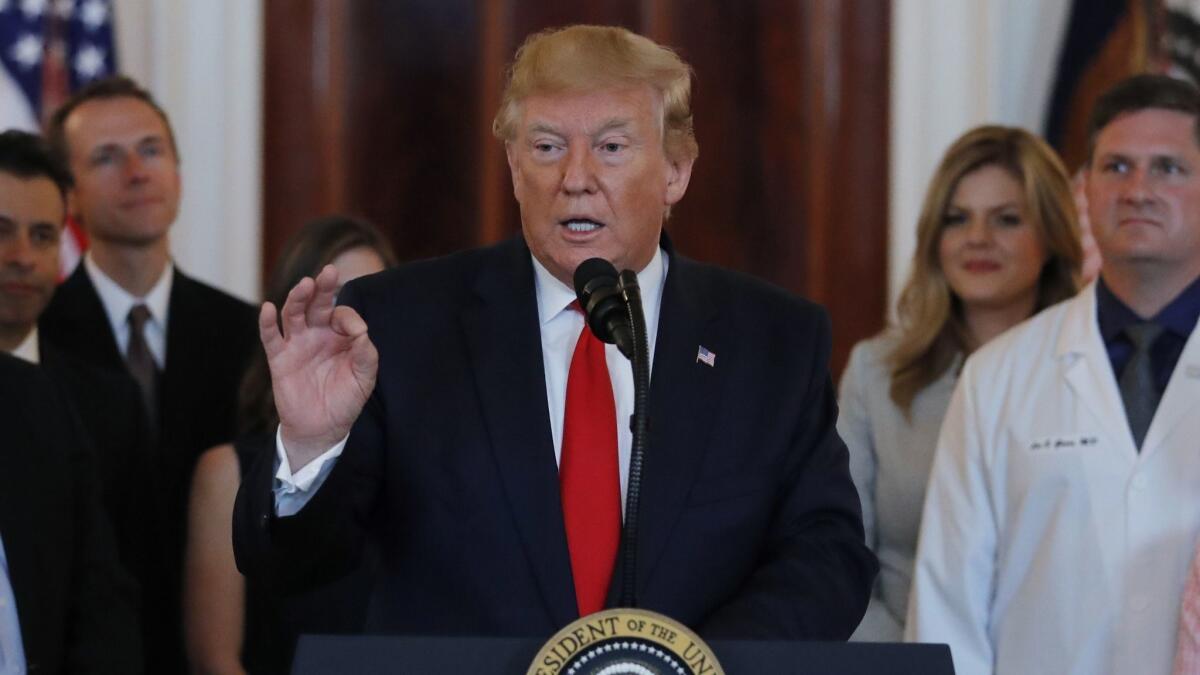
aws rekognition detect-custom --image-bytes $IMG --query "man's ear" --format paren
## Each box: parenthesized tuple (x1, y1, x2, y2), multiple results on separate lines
(664, 155, 695, 206)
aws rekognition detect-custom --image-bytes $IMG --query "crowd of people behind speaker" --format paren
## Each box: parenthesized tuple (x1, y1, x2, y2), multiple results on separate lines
(3, 29, 1200, 675)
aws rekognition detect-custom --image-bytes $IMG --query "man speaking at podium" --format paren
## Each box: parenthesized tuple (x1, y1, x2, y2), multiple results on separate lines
(234, 24, 875, 640)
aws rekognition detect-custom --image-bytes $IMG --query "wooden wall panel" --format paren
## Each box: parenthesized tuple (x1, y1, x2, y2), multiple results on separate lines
(341, 0, 487, 261)
(262, 0, 348, 276)
(262, 0, 890, 374)
(798, 0, 891, 372)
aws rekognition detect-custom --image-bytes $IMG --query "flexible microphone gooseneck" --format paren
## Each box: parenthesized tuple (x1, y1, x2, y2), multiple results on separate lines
(572, 258, 651, 609)
(615, 268, 649, 609)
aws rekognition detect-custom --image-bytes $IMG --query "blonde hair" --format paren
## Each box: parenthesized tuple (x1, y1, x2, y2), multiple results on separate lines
(889, 125, 1082, 412)
(492, 24, 699, 163)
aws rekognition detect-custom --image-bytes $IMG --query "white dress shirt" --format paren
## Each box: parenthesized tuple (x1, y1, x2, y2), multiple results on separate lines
(0, 538, 26, 674)
(9, 329, 37, 365)
(83, 253, 173, 368)
(274, 248, 667, 516)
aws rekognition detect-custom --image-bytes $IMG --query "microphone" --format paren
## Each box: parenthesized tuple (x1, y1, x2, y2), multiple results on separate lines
(574, 257, 651, 609)
(573, 258, 635, 360)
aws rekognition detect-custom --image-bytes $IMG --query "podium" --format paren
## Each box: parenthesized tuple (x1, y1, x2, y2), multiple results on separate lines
(291, 634, 955, 674)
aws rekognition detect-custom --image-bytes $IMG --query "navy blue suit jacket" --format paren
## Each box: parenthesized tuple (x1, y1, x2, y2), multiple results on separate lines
(234, 237, 875, 640)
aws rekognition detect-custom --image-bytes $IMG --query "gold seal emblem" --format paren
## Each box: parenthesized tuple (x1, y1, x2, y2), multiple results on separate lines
(528, 608, 724, 675)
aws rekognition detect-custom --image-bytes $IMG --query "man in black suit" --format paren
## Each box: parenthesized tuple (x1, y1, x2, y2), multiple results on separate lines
(0, 354, 142, 671)
(37, 78, 258, 672)
(0, 126, 159, 639)
(236, 25, 875, 639)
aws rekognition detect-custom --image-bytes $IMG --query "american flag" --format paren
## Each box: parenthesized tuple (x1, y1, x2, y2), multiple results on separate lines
(696, 345, 716, 367)
(1, 0, 117, 277)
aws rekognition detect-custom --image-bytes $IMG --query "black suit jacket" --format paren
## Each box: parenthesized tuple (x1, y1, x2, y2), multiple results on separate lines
(0, 354, 141, 673)
(38, 341, 162, 626)
(235, 237, 876, 639)
(40, 264, 258, 672)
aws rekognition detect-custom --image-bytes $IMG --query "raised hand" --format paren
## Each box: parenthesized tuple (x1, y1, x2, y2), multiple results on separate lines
(260, 265, 378, 470)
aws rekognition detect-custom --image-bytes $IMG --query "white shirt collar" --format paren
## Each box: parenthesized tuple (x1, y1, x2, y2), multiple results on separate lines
(84, 252, 174, 334)
(531, 247, 668, 328)
(10, 326, 39, 365)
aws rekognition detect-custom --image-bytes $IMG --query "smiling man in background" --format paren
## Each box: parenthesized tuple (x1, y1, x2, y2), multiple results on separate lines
(38, 77, 258, 673)
(0, 127, 142, 674)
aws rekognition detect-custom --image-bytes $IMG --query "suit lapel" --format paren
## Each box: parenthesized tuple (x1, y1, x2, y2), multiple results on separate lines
(43, 265, 124, 370)
(459, 240, 577, 626)
(1057, 287, 1137, 462)
(617, 253, 725, 600)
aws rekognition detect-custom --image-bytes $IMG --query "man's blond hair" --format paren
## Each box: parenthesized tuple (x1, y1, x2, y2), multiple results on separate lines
(493, 24, 699, 163)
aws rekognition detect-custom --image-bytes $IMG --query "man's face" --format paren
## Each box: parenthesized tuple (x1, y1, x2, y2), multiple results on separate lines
(506, 85, 693, 285)
(64, 96, 181, 247)
(0, 173, 64, 334)
(1086, 108, 1200, 275)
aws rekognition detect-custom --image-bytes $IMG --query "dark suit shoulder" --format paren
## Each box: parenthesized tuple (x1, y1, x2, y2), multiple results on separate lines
(42, 266, 134, 374)
(167, 268, 259, 367)
(348, 239, 518, 298)
(42, 263, 94, 312)
(171, 269, 257, 319)
(340, 238, 528, 325)
(671, 254, 830, 331)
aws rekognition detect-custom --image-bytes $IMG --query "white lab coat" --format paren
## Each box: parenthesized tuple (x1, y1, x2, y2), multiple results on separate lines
(906, 283, 1200, 675)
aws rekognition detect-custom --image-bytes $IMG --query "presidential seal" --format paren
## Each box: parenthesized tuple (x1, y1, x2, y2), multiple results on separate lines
(528, 608, 723, 675)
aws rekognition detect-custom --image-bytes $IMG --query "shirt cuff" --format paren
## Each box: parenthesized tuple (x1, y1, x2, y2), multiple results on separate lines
(272, 427, 348, 517)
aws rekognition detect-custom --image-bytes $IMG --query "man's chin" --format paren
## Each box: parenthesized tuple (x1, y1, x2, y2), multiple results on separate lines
(0, 309, 42, 334)
(94, 229, 170, 249)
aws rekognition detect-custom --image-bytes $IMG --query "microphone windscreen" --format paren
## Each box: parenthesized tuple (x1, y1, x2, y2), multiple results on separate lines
(573, 257, 619, 301)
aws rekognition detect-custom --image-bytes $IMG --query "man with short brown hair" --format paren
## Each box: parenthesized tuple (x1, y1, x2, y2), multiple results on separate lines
(39, 76, 258, 673)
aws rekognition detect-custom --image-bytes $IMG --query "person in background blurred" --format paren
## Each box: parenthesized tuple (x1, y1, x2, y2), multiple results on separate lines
(184, 216, 396, 675)
(0, 128, 142, 673)
(39, 75, 259, 673)
(908, 74, 1200, 675)
(838, 125, 1082, 641)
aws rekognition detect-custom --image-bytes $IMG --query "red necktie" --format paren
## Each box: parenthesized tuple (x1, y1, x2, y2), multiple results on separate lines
(560, 303, 621, 616)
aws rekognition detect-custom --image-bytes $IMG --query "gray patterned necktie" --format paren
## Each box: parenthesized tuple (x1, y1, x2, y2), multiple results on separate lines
(126, 304, 159, 428)
(1119, 322, 1164, 450)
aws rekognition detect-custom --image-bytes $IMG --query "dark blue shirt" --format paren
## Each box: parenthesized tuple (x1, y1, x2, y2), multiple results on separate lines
(1096, 275, 1200, 395)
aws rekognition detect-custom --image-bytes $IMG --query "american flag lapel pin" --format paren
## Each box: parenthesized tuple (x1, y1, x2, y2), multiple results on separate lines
(696, 345, 716, 367)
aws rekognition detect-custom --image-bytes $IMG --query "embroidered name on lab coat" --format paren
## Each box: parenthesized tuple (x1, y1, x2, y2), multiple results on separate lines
(1028, 434, 1100, 452)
